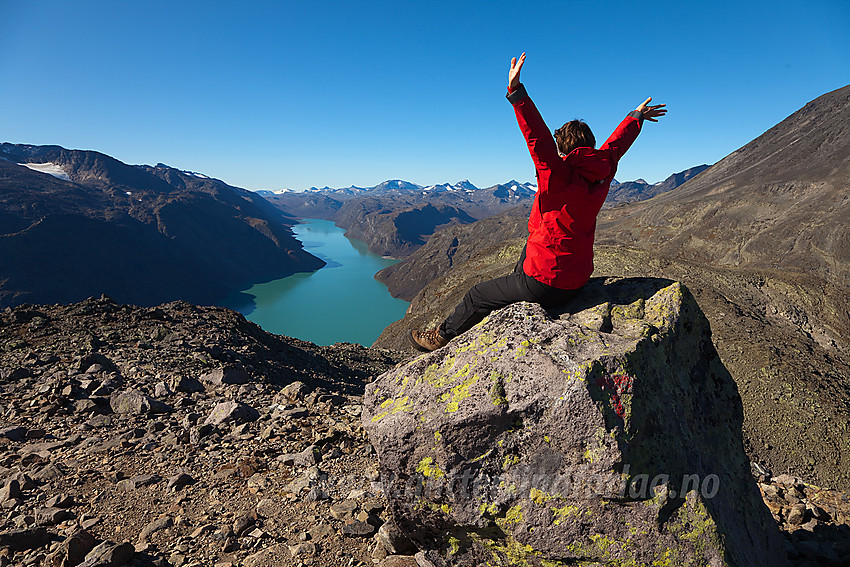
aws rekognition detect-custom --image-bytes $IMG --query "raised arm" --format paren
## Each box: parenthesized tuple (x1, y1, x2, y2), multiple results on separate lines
(600, 97, 667, 162)
(505, 53, 561, 172)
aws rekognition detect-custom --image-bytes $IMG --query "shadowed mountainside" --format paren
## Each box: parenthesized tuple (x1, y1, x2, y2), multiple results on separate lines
(597, 85, 850, 288)
(0, 144, 324, 308)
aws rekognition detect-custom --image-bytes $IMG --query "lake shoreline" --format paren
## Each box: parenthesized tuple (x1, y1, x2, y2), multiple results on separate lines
(219, 219, 410, 347)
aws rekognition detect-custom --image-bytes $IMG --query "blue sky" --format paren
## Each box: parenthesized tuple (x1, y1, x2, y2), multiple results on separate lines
(2, 0, 848, 191)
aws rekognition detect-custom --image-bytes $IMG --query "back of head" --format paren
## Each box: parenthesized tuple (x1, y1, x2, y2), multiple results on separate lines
(555, 120, 596, 156)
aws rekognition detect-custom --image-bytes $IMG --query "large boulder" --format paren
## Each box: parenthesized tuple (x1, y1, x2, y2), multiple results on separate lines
(363, 277, 787, 566)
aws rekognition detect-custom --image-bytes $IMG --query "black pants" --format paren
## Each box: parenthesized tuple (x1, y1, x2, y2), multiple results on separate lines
(439, 246, 581, 339)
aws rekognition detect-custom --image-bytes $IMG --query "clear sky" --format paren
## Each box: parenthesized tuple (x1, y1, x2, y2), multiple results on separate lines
(2, 0, 848, 191)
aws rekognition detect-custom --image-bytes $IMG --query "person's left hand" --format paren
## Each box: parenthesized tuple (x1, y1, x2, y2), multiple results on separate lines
(636, 97, 667, 122)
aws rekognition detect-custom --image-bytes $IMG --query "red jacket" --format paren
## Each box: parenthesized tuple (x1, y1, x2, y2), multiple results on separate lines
(508, 83, 642, 290)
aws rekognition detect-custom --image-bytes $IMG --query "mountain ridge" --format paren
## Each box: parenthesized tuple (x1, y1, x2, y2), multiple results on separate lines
(0, 143, 324, 309)
(263, 167, 706, 258)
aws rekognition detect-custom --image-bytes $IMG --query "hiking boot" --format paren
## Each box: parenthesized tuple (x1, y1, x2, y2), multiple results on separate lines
(409, 328, 449, 352)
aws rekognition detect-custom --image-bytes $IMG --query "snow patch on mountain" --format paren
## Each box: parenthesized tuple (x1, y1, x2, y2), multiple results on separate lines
(182, 170, 209, 179)
(20, 162, 71, 181)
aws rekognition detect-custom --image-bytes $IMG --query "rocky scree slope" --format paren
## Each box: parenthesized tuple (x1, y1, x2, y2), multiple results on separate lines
(0, 144, 324, 309)
(0, 295, 409, 567)
(365, 280, 788, 566)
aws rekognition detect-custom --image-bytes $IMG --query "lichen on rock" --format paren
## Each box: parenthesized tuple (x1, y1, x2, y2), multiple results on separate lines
(363, 277, 788, 566)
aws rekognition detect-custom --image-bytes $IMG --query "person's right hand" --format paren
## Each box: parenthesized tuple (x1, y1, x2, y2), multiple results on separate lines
(509, 52, 526, 89)
(636, 97, 667, 122)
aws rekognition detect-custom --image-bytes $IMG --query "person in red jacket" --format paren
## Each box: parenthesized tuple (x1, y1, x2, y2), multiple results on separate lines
(410, 52, 666, 352)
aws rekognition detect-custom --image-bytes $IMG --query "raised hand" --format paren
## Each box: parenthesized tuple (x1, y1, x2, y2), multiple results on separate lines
(509, 52, 526, 89)
(636, 97, 667, 122)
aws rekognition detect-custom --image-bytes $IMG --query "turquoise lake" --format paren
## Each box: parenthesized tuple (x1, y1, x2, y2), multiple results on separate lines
(222, 219, 410, 346)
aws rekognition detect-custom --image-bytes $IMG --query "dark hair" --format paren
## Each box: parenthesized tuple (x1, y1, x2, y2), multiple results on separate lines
(554, 120, 595, 156)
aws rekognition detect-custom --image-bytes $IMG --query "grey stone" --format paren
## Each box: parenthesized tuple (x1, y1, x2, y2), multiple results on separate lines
(20, 441, 65, 457)
(0, 479, 21, 503)
(200, 366, 249, 385)
(110, 390, 172, 414)
(139, 516, 173, 542)
(35, 506, 73, 526)
(376, 521, 417, 555)
(308, 524, 334, 540)
(79, 540, 135, 567)
(72, 399, 102, 414)
(329, 499, 358, 520)
(243, 543, 290, 567)
(0, 526, 50, 551)
(363, 281, 789, 566)
(166, 473, 194, 491)
(342, 520, 376, 537)
(170, 375, 204, 393)
(0, 426, 27, 442)
(31, 463, 65, 483)
(44, 528, 97, 567)
(45, 493, 75, 508)
(287, 541, 317, 557)
(203, 401, 259, 426)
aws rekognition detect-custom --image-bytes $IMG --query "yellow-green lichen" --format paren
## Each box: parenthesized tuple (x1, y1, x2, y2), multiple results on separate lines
(495, 504, 523, 528)
(445, 372, 479, 413)
(502, 454, 520, 470)
(470, 448, 493, 463)
(479, 502, 500, 516)
(530, 488, 562, 505)
(490, 381, 508, 406)
(370, 395, 414, 422)
(551, 504, 585, 525)
(415, 456, 445, 479)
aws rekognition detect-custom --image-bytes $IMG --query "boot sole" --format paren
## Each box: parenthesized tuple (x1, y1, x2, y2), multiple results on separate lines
(408, 330, 434, 353)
